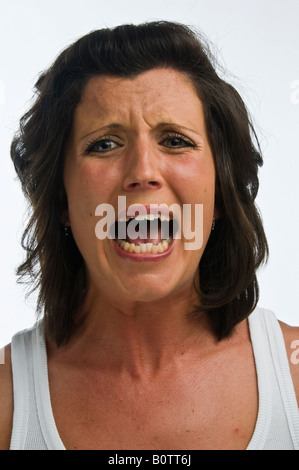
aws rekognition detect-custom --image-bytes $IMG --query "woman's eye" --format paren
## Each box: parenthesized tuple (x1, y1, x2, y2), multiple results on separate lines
(85, 137, 121, 154)
(161, 134, 196, 149)
(84, 133, 196, 154)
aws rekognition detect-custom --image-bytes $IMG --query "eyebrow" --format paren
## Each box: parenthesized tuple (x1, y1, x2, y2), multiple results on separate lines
(79, 123, 124, 141)
(79, 121, 202, 141)
(156, 122, 202, 137)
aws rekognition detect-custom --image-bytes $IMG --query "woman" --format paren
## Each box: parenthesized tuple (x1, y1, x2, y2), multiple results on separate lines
(1, 21, 299, 450)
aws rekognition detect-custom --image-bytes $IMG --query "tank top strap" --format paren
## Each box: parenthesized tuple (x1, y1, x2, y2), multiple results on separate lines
(10, 326, 32, 449)
(10, 321, 65, 450)
(262, 309, 299, 446)
(247, 308, 299, 450)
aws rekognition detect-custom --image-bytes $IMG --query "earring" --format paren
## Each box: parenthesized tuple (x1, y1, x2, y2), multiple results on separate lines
(211, 214, 215, 231)
(64, 224, 71, 237)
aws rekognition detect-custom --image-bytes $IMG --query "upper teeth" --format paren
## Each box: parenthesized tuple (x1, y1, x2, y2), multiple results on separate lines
(118, 213, 172, 222)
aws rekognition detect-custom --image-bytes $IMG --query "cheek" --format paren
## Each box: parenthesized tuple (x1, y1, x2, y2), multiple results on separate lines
(65, 161, 122, 255)
(169, 157, 215, 246)
(66, 162, 117, 216)
(166, 156, 215, 204)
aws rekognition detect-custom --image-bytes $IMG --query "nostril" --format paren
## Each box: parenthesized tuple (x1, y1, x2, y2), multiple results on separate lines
(124, 178, 162, 191)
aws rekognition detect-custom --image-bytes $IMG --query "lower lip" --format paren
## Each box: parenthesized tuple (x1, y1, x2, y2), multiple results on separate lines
(111, 238, 176, 262)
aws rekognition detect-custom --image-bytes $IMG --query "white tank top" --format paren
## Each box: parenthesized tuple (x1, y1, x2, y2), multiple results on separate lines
(9, 307, 299, 450)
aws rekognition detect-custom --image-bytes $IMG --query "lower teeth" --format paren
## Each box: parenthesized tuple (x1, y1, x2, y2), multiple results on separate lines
(116, 238, 172, 254)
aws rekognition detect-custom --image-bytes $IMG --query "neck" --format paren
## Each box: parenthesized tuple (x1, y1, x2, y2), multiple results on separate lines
(64, 284, 213, 378)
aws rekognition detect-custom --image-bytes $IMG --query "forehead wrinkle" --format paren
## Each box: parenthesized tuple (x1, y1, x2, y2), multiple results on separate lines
(79, 69, 191, 112)
(73, 69, 206, 138)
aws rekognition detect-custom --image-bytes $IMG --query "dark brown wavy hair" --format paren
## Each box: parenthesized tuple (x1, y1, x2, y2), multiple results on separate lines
(11, 21, 268, 345)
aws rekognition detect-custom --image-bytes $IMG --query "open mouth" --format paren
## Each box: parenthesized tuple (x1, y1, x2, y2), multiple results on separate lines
(110, 209, 180, 256)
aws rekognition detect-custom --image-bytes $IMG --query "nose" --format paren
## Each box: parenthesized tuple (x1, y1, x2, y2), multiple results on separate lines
(122, 139, 163, 192)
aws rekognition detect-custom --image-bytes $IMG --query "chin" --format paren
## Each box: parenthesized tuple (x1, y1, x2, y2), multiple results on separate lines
(119, 279, 177, 304)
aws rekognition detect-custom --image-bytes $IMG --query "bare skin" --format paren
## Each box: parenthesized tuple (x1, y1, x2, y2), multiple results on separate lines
(1, 69, 298, 450)
(46, 316, 259, 450)
(0, 320, 298, 450)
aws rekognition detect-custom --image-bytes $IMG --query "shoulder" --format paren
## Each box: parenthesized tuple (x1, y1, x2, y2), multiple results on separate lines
(0, 344, 13, 450)
(279, 321, 299, 407)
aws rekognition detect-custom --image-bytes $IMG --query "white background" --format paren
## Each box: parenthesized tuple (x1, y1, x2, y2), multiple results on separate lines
(0, 0, 298, 345)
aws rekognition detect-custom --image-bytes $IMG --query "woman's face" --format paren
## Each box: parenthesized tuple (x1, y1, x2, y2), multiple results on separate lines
(63, 68, 215, 306)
